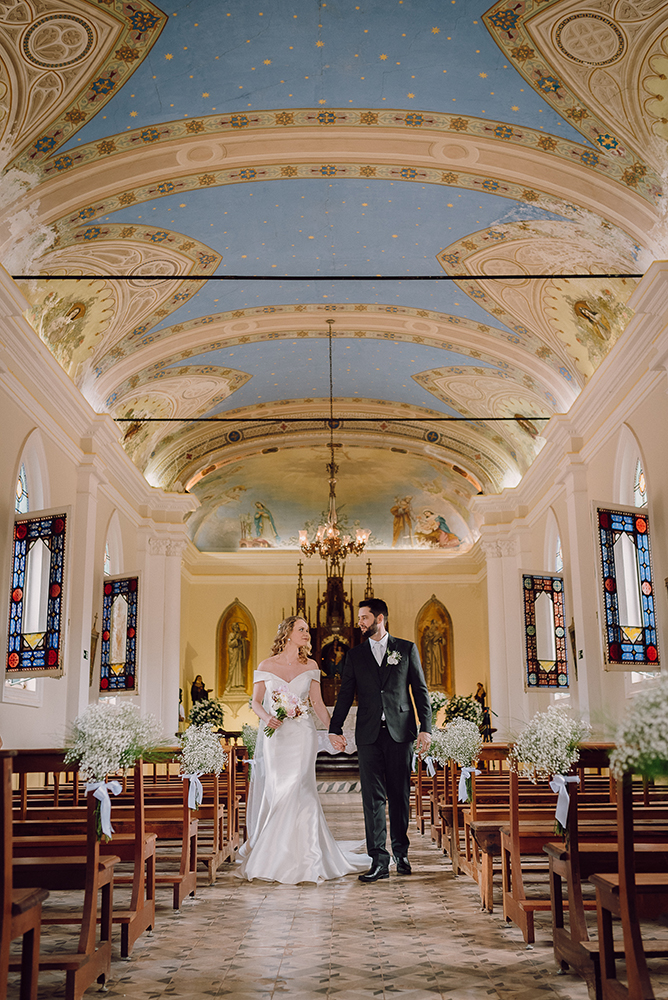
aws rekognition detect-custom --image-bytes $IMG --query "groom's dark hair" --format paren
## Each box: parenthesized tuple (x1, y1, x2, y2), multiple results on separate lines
(359, 598, 388, 619)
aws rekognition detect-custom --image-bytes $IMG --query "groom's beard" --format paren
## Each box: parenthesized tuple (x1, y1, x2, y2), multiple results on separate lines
(361, 618, 381, 638)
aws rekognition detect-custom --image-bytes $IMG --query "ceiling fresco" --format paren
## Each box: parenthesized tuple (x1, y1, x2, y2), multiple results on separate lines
(1, 0, 666, 552)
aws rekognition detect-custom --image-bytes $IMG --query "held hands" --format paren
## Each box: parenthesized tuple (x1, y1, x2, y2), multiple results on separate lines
(329, 733, 347, 752)
(416, 731, 431, 755)
(265, 716, 283, 730)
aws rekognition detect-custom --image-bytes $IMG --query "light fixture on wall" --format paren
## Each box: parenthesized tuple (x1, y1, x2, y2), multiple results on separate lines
(299, 319, 371, 571)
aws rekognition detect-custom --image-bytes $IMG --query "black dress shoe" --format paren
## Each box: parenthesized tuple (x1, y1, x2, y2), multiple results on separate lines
(358, 863, 389, 883)
(395, 856, 412, 875)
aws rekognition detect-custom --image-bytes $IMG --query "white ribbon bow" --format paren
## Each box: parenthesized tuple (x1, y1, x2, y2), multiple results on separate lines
(458, 767, 481, 803)
(182, 773, 204, 810)
(412, 753, 435, 776)
(549, 774, 579, 827)
(85, 780, 122, 839)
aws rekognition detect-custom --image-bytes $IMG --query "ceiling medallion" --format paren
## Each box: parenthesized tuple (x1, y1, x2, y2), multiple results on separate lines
(299, 319, 370, 572)
(554, 13, 626, 67)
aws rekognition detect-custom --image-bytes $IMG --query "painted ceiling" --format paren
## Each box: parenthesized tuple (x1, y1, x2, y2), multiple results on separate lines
(1, 0, 665, 552)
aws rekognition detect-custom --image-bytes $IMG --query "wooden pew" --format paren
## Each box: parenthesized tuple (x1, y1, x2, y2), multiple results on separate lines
(545, 777, 668, 1000)
(12, 758, 156, 958)
(1, 751, 48, 1000)
(11, 749, 197, 913)
(589, 773, 668, 1000)
(11, 786, 119, 1000)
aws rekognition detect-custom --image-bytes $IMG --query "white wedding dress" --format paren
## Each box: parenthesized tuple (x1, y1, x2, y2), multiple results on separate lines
(236, 669, 370, 883)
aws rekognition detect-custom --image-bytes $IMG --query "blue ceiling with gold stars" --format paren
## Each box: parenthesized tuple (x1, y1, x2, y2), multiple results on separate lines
(7, 0, 656, 550)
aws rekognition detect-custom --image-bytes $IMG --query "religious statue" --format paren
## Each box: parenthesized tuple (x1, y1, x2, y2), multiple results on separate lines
(227, 621, 250, 690)
(420, 618, 446, 688)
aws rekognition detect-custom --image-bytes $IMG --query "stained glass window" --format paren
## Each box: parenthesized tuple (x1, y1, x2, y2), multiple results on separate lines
(7, 513, 67, 678)
(100, 576, 138, 692)
(634, 460, 647, 509)
(523, 574, 568, 688)
(15, 464, 29, 514)
(596, 506, 658, 667)
(555, 536, 563, 574)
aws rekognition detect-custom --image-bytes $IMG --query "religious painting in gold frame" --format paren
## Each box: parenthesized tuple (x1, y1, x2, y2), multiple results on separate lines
(217, 599, 255, 714)
(415, 595, 453, 694)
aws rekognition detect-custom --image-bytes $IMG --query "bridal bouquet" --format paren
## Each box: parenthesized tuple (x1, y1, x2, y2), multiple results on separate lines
(265, 686, 310, 737)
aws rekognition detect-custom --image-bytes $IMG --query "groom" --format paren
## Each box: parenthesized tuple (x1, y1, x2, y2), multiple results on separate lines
(329, 598, 432, 882)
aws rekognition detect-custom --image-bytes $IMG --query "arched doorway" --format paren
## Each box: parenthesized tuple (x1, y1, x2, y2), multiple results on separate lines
(217, 600, 256, 718)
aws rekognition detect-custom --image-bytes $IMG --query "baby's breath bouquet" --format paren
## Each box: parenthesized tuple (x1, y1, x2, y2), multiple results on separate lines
(508, 705, 591, 782)
(508, 705, 591, 835)
(610, 675, 668, 780)
(176, 724, 228, 809)
(241, 722, 258, 759)
(429, 691, 448, 728)
(64, 701, 168, 781)
(189, 697, 224, 729)
(429, 718, 484, 802)
(64, 701, 169, 839)
(443, 693, 483, 727)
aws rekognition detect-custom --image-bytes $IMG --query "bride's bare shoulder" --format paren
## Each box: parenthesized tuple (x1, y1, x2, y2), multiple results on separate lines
(306, 657, 320, 671)
(256, 654, 280, 671)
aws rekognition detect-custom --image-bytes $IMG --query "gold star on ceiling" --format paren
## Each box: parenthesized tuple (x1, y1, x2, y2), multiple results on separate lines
(165, 53, 173, 59)
(379, 53, 387, 59)
(479, 72, 487, 78)
(202, 92, 209, 97)
(316, 39, 324, 47)
(431, 26, 440, 33)
(264, 59, 271, 64)
(407, 92, 414, 98)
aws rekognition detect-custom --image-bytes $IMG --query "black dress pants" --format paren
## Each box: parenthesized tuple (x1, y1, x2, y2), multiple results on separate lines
(357, 725, 412, 866)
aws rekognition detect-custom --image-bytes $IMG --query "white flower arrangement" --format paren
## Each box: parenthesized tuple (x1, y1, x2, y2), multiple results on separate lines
(64, 701, 168, 782)
(429, 691, 448, 727)
(189, 697, 224, 728)
(387, 650, 401, 665)
(177, 724, 228, 778)
(242, 722, 258, 759)
(429, 717, 484, 769)
(610, 675, 668, 780)
(508, 705, 591, 783)
(443, 693, 483, 727)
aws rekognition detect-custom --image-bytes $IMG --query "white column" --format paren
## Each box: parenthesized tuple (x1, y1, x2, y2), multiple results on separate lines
(136, 533, 186, 736)
(65, 458, 105, 725)
(561, 457, 599, 722)
(162, 540, 186, 736)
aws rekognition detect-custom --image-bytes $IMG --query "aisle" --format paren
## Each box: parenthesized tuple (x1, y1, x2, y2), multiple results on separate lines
(10, 789, 592, 1000)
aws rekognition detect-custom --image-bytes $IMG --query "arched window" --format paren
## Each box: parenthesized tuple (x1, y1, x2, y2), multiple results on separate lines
(634, 459, 647, 509)
(15, 464, 29, 514)
(4, 432, 51, 706)
(104, 542, 112, 577)
(555, 535, 563, 574)
(611, 426, 657, 689)
(104, 512, 124, 577)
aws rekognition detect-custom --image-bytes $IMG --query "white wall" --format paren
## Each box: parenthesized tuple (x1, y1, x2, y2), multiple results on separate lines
(0, 268, 195, 748)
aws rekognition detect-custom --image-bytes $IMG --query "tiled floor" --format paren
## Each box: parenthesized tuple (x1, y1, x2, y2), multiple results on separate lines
(8, 789, 668, 1000)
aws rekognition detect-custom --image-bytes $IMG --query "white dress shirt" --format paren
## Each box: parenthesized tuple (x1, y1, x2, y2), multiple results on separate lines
(369, 632, 389, 721)
(369, 632, 388, 664)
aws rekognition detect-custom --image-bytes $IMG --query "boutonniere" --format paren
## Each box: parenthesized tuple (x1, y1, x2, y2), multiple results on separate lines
(387, 651, 401, 665)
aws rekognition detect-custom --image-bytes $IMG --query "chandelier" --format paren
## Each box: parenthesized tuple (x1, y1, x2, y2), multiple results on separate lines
(299, 319, 371, 570)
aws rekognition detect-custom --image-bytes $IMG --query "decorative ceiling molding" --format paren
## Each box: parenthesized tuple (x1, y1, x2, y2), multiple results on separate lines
(5, 125, 659, 256)
(2, 0, 165, 166)
(87, 303, 578, 415)
(436, 218, 640, 379)
(27, 106, 662, 204)
(483, 0, 668, 172)
(19, 226, 220, 390)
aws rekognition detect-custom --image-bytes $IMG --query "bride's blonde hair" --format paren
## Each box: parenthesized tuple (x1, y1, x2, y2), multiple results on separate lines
(271, 616, 311, 664)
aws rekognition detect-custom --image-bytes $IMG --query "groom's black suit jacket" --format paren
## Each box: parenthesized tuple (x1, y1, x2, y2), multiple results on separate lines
(329, 634, 432, 745)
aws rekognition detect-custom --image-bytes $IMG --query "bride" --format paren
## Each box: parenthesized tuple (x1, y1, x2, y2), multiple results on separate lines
(236, 616, 369, 883)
